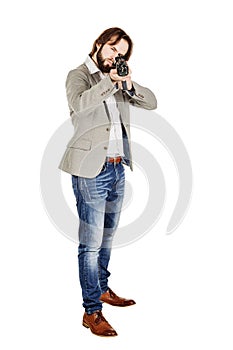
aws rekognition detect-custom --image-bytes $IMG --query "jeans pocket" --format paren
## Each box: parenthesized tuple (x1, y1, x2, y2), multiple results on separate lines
(97, 163, 107, 177)
(71, 175, 78, 197)
(100, 163, 107, 173)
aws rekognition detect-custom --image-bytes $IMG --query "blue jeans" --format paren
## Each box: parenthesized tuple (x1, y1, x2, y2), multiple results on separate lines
(72, 161, 125, 314)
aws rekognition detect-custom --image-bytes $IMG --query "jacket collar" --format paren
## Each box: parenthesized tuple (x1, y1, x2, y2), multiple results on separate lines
(85, 55, 100, 75)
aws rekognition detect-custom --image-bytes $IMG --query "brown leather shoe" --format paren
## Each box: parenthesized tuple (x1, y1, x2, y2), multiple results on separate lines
(82, 310, 117, 337)
(100, 288, 136, 307)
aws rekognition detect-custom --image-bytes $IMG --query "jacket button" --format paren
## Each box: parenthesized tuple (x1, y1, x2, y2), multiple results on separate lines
(106, 128, 110, 131)
(104, 146, 108, 150)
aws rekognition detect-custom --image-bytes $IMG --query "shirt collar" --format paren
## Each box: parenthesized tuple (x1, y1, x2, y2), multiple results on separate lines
(85, 55, 100, 74)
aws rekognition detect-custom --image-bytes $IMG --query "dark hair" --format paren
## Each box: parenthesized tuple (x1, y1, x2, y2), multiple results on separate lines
(90, 27, 133, 61)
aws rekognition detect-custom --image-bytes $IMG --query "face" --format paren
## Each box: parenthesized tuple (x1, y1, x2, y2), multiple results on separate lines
(95, 37, 129, 73)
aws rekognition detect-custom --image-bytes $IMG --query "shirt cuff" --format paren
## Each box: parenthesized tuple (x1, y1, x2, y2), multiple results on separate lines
(127, 85, 135, 96)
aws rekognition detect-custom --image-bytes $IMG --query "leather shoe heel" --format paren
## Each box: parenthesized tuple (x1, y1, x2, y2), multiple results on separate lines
(82, 321, 89, 329)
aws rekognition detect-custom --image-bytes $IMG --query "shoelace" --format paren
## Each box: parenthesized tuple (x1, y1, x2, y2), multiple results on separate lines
(95, 311, 108, 325)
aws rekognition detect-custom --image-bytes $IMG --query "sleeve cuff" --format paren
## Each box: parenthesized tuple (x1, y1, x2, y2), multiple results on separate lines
(127, 85, 135, 96)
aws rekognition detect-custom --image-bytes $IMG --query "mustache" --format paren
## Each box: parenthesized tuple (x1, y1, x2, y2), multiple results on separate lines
(106, 58, 114, 64)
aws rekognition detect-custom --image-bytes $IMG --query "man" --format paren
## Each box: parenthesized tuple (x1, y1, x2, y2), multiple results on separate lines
(59, 27, 157, 337)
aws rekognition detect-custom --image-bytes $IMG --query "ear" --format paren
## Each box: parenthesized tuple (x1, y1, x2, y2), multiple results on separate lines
(96, 43, 101, 51)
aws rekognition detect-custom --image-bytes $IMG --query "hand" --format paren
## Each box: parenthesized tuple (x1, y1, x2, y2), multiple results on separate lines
(109, 68, 132, 90)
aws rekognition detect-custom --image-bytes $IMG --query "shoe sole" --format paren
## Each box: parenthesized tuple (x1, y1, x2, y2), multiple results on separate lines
(82, 322, 117, 337)
(100, 300, 136, 307)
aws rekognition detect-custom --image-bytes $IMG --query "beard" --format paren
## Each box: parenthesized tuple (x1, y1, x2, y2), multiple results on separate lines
(96, 48, 113, 73)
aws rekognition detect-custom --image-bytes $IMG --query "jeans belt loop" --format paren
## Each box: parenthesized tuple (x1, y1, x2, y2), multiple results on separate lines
(106, 156, 122, 164)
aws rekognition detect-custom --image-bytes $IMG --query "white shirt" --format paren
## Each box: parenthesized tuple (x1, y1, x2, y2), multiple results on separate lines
(85, 56, 124, 157)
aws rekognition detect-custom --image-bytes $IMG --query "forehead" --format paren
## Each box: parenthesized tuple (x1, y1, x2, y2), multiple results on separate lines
(106, 37, 129, 55)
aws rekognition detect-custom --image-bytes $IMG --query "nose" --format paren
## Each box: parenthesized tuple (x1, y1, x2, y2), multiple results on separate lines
(110, 51, 119, 61)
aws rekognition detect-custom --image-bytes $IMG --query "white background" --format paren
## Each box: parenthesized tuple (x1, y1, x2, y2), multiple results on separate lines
(1, 0, 233, 349)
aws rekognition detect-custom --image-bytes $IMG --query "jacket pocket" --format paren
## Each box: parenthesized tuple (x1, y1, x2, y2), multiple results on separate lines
(69, 138, 92, 151)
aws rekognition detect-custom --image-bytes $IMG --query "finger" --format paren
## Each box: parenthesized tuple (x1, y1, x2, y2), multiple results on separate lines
(118, 74, 131, 81)
(110, 68, 117, 74)
(118, 81, 123, 90)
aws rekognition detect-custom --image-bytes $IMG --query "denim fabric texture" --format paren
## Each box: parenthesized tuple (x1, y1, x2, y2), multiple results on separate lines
(72, 161, 125, 314)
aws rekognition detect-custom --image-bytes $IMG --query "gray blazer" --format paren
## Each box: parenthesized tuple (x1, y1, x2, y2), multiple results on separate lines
(59, 61, 157, 178)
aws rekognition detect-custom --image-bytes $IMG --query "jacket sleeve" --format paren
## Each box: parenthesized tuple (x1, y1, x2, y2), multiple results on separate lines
(125, 81, 157, 110)
(66, 67, 117, 113)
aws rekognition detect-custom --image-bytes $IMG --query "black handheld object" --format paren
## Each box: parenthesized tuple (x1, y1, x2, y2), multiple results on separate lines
(115, 54, 129, 76)
(113, 54, 128, 90)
